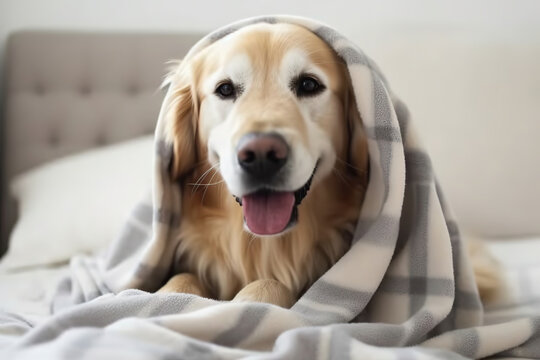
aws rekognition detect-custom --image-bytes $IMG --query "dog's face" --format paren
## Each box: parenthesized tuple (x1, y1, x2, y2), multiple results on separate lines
(167, 23, 366, 236)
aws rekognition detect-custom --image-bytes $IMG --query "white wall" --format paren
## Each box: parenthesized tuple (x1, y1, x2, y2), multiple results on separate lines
(1, 0, 540, 50)
(1, 0, 539, 101)
(2, 0, 540, 33)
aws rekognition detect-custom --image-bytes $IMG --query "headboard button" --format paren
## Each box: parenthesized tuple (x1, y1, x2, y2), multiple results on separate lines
(127, 84, 139, 96)
(80, 85, 92, 96)
(95, 133, 107, 145)
(49, 132, 60, 147)
(35, 84, 45, 95)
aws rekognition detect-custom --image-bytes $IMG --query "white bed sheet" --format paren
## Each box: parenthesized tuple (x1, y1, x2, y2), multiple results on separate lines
(488, 236, 540, 267)
(0, 264, 70, 322)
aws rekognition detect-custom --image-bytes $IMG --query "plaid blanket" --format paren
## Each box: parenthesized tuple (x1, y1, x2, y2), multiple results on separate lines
(2, 16, 540, 359)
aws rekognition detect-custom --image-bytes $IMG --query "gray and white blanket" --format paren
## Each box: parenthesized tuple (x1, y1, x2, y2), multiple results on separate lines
(2, 16, 540, 359)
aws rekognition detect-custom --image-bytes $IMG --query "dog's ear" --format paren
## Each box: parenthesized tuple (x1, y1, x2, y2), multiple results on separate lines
(345, 79, 369, 180)
(165, 63, 198, 180)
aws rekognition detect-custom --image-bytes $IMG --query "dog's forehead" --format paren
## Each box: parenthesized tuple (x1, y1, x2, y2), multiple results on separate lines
(222, 23, 316, 51)
(209, 23, 341, 73)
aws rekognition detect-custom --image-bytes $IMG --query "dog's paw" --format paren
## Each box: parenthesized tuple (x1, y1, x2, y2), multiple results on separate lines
(233, 279, 294, 308)
(157, 273, 209, 297)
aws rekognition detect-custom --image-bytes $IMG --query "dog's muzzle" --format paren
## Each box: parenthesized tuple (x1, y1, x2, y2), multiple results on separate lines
(232, 132, 317, 236)
(234, 167, 316, 236)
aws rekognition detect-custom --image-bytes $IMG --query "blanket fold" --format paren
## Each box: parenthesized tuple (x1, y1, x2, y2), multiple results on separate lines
(2, 15, 540, 360)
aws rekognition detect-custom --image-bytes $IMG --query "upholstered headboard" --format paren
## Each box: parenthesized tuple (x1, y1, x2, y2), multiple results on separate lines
(1, 31, 203, 256)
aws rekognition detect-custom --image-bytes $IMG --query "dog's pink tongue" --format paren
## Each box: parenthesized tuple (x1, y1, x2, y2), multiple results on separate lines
(242, 192, 295, 235)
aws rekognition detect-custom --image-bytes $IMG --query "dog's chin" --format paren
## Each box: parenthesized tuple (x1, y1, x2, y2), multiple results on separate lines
(233, 168, 316, 237)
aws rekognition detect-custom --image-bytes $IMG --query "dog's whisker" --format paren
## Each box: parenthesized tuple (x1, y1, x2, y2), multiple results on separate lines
(195, 167, 219, 193)
(194, 164, 217, 182)
(247, 232, 258, 248)
(336, 157, 368, 174)
(333, 168, 353, 187)
(218, 179, 225, 206)
(200, 167, 219, 204)
(187, 179, 225, 187)
(193, 159, 214, 168)
(332, 169, 349, 185)
(190, 163, 220, 194)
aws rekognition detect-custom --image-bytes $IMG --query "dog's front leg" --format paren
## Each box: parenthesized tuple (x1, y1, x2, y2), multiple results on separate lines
(157, 273, 209, 297)
(233, 279, 294, 308)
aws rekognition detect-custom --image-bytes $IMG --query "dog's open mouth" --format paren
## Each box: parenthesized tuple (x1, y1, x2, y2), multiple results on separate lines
(235, 169, 315, 236)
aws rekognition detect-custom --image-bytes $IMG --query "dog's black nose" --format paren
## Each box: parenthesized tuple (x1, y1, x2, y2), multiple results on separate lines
(237, 133, 288, 179)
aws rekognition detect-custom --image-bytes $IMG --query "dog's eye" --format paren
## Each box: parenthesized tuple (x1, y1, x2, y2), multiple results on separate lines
(215, 81, 236, 100)
(295, 75, 325, 97)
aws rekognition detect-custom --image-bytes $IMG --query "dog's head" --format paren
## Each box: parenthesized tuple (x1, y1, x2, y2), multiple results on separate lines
(166, 23, 367, 236)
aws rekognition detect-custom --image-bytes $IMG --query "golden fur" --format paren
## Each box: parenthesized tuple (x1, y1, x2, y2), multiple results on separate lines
(158, 23, 500, 306)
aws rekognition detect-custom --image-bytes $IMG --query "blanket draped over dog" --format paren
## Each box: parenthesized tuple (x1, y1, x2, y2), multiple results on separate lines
(2, 16, 540, 359)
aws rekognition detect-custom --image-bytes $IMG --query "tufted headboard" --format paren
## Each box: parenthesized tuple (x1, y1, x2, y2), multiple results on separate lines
(1, 31, 204, 255)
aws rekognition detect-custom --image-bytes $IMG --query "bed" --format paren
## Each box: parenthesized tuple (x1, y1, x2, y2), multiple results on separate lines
(0, 28, 539, 358)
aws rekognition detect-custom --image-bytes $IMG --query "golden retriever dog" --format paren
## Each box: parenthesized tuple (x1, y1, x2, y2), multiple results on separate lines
(158, 23, 499, 307)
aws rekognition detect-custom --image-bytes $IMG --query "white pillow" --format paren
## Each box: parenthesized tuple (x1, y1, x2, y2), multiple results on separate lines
(0, 136, 154, 271)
